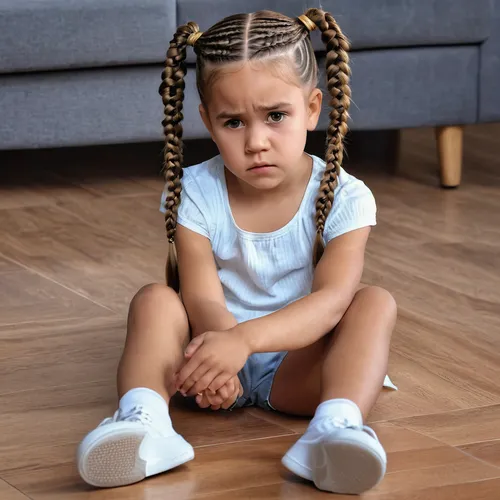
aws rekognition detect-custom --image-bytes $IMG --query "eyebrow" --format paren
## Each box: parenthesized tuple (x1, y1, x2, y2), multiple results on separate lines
(216, 102, 293, 120)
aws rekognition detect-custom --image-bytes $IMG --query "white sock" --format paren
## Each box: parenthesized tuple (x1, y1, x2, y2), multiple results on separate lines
(119, 387, 174, 433)
(309, 398, 363, 429)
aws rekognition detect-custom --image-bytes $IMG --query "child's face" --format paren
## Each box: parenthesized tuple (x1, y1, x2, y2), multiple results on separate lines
(199, 61, 322, 191)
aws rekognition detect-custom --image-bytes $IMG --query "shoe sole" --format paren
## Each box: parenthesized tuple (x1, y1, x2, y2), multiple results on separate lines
(281, 453, 313, 482)
(313, 436, 386, 494)
(78, 428, 194, 488)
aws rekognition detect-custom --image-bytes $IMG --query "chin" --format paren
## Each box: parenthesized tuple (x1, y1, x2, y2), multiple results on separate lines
(247, 177, 284, 191)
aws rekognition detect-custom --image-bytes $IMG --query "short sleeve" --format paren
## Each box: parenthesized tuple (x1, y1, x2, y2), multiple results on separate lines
(159, 178, 210, 239)
(323, 179, 377, 244)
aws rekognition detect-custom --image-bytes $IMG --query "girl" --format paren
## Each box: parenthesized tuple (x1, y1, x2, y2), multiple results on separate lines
(77, 8, 397, 495)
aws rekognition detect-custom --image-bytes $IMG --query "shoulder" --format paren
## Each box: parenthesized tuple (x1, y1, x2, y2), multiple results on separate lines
(160, 155, 224, 209)
(180, 155, 224, 192)
(310, 156, 377, 244)
(336, 168, 375, 205)
(159, 155, 226, 240)
(310, 155, 374, 201)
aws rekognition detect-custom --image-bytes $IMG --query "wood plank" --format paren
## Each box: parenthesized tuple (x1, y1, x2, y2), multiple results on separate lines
(0, 435, 298, 499)
(0, 256, 22, 274)
(383, 314, 500, 413)
(395, 405, 500, 446)
(4, 423, 498, 499)
(363, 261, 500, 349)
(195, 477, 500, 500)
(458, 440, 500, 469)
(249, 340, 496, 428)
(0, 269, 113, 326)
(55, 193, 166, 248)
(0, 316, 123, 395)
(0, 382, 292, 476)
(372, 477, 500, 500)
(0, 204, 165, 313)
(0, 142, 161, 205)
(0, 158, 97, 210)
(0, 479, 29, 500)
(369, 233, 500, 311)
(373, 456, 500, 496)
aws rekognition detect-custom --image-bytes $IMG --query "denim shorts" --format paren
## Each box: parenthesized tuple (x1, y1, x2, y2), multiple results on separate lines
(229, 351, 288, 411)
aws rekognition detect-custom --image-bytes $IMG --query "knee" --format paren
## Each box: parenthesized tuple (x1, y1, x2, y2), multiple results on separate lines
(130, 283, 183, 312)
(355, 286, 397, 321)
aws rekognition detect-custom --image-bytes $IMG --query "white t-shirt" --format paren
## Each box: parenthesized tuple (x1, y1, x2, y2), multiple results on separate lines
(160, 154, 377, 325)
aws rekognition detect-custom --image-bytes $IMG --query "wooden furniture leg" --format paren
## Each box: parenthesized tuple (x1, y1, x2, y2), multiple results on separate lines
(435, 125, 464, 188)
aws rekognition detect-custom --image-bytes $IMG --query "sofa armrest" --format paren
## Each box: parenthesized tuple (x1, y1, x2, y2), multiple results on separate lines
(479, 0, 500, 122)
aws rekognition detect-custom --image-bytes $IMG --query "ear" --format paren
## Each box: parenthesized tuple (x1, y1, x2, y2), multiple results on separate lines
(306, 88, 323, 131)
(199, 103, 215, 138)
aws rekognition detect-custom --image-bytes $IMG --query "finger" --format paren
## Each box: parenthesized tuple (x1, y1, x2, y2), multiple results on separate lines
(221, 384, 241, 410)
(207, 391, 225, 405)
(210, 404, 221, 411)
(205, 390, 223, 406)
(205, 390, 220, 406)
(184, 335, 205, 359)
(190, 368, 220, 396)
(176, 352, 206, 391)
(227, 378, 237, 395)
(205, 378, 234, 406)
(217, 384, 230, 402)
(207, 373, 232, 393)
(179, 363, 210, 396)
(196, 392, 211, 409)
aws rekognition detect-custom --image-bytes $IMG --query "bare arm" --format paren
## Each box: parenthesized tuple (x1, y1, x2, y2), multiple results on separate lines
(175, 224, 237, 336)
(234, 227, 371, 353)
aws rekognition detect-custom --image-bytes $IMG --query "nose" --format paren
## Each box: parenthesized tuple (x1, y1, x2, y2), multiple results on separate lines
(245, 123, 270, 154)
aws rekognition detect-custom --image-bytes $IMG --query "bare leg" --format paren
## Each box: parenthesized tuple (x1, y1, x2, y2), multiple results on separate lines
(276, 286, 397, 494)
(270, 286, 397, 419)
(117, 283, 190, 402)
(77, 283, 194, 488)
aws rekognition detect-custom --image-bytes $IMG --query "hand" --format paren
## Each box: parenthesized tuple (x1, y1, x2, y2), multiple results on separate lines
(175, 329, 250, 396)
(195, 375, 243, 411)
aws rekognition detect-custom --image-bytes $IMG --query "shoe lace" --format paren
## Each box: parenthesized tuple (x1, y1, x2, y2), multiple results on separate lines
(326, 417, 379, 441)
(105, 405, 154, 426)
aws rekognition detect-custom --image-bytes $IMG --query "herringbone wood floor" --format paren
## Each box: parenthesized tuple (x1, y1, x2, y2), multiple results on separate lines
(1, 124, 499, 499)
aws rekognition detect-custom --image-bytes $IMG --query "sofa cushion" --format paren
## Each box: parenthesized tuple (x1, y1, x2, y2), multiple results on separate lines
(180, 0, 492, 63)
(317, 46, 479, 130)
(0, 0, 176, 74)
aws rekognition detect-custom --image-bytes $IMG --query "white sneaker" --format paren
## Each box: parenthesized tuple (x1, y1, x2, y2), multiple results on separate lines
(77, 405, 194, 488)
(282, 417, 386, 494)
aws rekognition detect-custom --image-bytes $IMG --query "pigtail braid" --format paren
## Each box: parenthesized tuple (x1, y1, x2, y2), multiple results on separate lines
(159, 21, 199, 291)
(304, 9, 351, 266)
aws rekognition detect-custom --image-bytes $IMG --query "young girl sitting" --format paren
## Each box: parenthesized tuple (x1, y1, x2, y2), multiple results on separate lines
(77, 8, 397, 495)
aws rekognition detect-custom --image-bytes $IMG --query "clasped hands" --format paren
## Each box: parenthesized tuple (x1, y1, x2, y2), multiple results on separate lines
(174, 329, 251, 410)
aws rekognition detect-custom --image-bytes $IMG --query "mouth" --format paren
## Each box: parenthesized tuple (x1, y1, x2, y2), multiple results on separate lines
(249, 164, 275, 171)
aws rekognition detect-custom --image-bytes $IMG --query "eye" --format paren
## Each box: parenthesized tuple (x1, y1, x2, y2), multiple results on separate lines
(224, 119, 243, 129)
(268, 112, 286, 123)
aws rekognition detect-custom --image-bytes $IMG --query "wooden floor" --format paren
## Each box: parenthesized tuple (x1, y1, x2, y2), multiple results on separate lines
(1, 124, 500, 499)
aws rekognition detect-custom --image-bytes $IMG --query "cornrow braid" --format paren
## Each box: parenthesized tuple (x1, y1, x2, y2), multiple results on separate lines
(159, 21, 199, 292)
(304, 8, 351, 266)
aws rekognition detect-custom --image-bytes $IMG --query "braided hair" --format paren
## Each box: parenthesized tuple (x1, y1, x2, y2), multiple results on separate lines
(159, 9, 351, 291)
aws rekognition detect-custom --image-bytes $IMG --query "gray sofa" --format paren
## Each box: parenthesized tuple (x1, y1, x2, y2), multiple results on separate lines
(1, 0, 499, 187)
